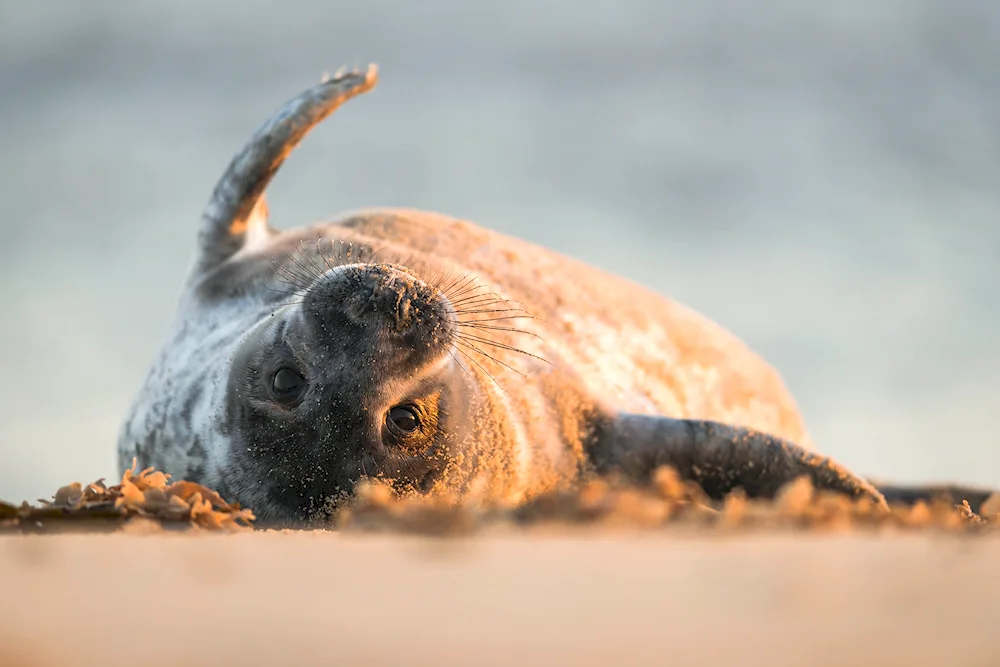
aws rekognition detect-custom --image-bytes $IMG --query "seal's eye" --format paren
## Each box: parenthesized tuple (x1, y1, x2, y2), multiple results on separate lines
(270, 367, 305, 399)
(387, 405, 420, 434)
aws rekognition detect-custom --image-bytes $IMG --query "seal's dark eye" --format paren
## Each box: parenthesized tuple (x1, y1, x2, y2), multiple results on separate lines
(387, 405, 419, 433)
(270, 367, 305, 398)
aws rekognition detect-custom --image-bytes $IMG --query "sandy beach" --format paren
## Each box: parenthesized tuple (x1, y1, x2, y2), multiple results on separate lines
(2, 4, 997, 666)
(2, 530, 998, 667)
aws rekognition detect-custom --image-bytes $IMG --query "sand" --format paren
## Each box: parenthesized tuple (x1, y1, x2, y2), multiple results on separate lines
(2, 530, 999, 667)
(3, 468, 999, 666)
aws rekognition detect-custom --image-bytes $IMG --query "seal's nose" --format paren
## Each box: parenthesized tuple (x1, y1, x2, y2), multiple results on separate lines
(343, 266, 424, 333)
(302, 263, 455, 349)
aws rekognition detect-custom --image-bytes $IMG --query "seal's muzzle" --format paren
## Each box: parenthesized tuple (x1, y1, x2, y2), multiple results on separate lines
(301, 263, 456, 369)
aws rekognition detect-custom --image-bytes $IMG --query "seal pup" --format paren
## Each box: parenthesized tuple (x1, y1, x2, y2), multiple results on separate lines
(119, 64, 926, 526)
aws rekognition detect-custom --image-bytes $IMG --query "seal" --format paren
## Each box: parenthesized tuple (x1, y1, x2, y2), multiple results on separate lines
(116, 64, 963, 527)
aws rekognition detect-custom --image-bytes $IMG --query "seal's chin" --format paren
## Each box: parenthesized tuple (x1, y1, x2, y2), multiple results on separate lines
(242, 476, 360, 529)
(225, 433, 460, 529)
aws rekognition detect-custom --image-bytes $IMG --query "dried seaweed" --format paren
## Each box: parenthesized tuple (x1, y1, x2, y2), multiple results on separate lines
(3, 463, 998, 537)
(0, 459, 255, 534)
(335, 467, 1000, 537)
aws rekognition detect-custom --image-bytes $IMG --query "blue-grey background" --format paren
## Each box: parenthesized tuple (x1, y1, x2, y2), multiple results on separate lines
(1, 1, 997, 503)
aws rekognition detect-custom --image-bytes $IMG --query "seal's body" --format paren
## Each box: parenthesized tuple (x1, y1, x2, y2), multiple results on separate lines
(119, 65, 888, 526)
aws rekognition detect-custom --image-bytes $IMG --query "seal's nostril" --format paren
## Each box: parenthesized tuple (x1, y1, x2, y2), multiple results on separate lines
(396, 295, 412, 329)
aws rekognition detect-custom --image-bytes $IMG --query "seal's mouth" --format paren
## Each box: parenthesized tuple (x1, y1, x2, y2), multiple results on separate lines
(234, 428, 456, 529)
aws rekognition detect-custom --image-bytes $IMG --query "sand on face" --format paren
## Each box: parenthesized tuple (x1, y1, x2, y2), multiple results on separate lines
(1, 531, 998, 667)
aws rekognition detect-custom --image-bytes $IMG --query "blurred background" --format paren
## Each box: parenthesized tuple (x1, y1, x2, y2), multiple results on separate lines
(1, 0, 997, 503)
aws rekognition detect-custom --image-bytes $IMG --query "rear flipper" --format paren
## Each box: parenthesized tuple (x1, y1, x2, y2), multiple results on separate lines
(874, 483, 998, 514)
(588, 413, 888, 508)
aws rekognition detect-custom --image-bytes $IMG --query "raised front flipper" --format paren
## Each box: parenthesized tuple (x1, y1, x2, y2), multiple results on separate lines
(193, 65, 379, 278)
(588, 413, 887, 508)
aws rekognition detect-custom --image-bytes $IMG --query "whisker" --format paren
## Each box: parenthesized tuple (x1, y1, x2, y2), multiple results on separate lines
(452, 301, 524, 316)
(447, 348, 474, 383)
(456, 322, 546, 342)
(269, 264, 312, 295)
(274, 247, 311, 279)
(300, 239, 330, 278)
(452, 308, 531, 317)
(455, 339, 528, 379)
(323, 239, 356, 270)
(286, 244, 323, 284)
(308, 237, 338, 275)
(438, 272, 476, 300)
(429, 266, 463, 291)
(452, 291, 526, 305)
(442, 277, 484, 301)
(340, 242, 356, 265)
(263, 285, 309, 299)
(455, 346, 510, 395)
(289, 245, 323, 281)
(453, 315, 537, 324)
(272, 273, 312, 296)
(273, 255, 318, 289)
(269, 278, 308, 294)
(320, 243, 340, 272)
(273, 265, 312, 285)
(449, 296, 529, 312)
(448, 292, 512, 306)
(456, 332, 552, 365)
(444, 283, 494, 299)
(270, 275, 305, 293)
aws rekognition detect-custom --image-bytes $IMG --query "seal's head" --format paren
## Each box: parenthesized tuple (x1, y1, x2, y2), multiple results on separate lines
(136, 65, 498, 525)
(223, 260, 480, 524)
